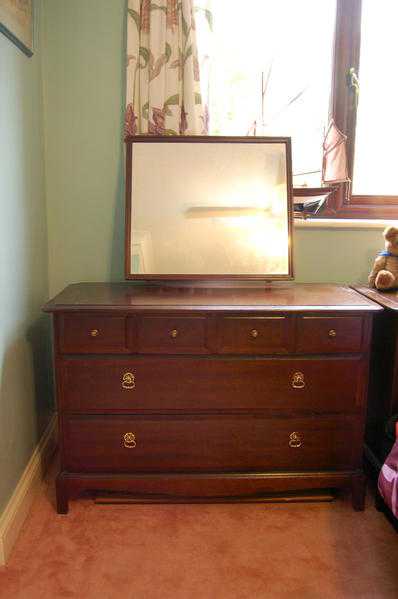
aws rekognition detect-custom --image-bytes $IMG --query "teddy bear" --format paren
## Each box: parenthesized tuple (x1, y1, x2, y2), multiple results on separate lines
(368, 226, 398, 290)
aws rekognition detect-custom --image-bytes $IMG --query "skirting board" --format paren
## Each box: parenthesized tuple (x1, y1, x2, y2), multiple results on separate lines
(0, 414, 57, 566)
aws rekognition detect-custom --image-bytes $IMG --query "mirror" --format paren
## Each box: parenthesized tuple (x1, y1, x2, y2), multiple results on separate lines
(125, 136, 293, 281)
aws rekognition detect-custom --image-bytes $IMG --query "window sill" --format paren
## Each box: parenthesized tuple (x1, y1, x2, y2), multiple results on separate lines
(294, 218, 397, 230)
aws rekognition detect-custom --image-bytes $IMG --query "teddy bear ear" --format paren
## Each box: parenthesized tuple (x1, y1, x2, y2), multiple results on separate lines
(384, 226, 398, 241)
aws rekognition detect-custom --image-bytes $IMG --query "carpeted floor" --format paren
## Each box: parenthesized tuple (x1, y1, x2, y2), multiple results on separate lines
(0, 461, 397, 599)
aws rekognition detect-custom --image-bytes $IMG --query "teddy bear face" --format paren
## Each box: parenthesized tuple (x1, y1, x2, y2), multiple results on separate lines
(384, 226, 398, 256)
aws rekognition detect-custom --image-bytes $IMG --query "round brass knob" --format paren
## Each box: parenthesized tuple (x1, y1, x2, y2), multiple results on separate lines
(251, 329, 259, 338)
(170, 329, 178, 338)
(328, 329, 337, 338)
(90, 329, 99, 337)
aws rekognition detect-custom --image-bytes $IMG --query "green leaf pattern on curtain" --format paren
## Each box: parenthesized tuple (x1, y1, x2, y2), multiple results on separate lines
(125, 0, 211, 136)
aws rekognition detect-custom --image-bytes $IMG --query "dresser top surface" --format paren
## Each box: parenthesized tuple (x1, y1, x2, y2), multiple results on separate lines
(353, 285, 398, 311)
(43, 283, 381, 313)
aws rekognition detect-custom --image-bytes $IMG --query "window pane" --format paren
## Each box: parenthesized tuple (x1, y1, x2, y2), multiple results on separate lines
(197, 0, 336, 187)
(353, 1, 398, 195)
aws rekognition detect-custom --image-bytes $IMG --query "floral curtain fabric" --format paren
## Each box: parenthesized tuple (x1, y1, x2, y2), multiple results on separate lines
(125, 0, 210, 136)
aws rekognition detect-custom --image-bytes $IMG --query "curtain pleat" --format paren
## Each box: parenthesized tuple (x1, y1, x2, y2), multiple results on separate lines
(125, 0, 210, 136)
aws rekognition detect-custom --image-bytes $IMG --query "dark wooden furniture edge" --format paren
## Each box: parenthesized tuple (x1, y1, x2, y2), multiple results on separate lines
(56, 470, 365, 514)
(352, 285, 398, 311)
(43, 283, 383, 313)
(355, 287, 398, 530)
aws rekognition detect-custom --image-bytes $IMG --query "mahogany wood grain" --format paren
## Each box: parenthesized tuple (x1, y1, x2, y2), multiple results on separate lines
(296, 316, 363, 354)
(43, 283, 382, 314)
(58, 356, 363, 414)
(59, 314, 128, 354)
(353, 286, 398, 312)
(217, 316, 293, 354)
(136, 315, 210, 354)
(61, 414, 358, 473)
(56, 470, 358, 514)
(43, 282, 380, 513)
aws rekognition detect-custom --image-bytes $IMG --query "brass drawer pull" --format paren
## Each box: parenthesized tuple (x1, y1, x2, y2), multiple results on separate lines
(250, 329, 259, 338)
(90, 329, 99, 337)
(289, 432, 302, 448)
(122, 372, 135, 390)
(291, 371, 305, 389)
(123, 432, 136, 448)
(328, 329, 337, 338)
(170, 329, 178, 339)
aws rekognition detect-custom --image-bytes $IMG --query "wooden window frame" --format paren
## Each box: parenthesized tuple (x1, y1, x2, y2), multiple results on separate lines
(297, 0, 398, 219)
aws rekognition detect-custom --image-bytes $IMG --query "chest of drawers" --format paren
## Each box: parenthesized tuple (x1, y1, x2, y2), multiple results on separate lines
(43, 283, 381, 513)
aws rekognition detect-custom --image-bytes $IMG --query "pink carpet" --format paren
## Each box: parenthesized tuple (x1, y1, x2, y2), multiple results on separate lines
(1, 460, 398, 599)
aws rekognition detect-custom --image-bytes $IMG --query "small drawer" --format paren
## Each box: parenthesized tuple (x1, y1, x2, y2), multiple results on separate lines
(62, 415, 358, 473)
(136, 316, 209, 354)
(58, 356, 361, 414)
(296, 316, 363, 354)
(58, 314, 127, 354)
(217, 316, 292, 354)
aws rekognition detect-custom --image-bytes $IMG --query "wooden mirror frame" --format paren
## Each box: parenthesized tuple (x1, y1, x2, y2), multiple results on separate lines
(124, 135, 294, 283)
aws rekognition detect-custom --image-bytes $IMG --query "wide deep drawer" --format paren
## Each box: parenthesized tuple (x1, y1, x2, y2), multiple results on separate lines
(58, 356, 363, 413)
(62, 415, 358, 473)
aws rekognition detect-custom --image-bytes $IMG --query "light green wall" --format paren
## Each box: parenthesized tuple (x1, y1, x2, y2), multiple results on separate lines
(42, 0, 126, 296)
(294, 227, 382, 283)
(0, 1, 53, 514)
(41, 0, 384, 295)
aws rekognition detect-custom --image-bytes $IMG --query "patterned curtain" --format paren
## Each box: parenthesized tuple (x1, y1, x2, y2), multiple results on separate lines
(125, 0, 210, 136)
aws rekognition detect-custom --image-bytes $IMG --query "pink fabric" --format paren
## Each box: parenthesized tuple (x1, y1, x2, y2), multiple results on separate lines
(378, 439, 398, 518)
(322, 119, 349, 184)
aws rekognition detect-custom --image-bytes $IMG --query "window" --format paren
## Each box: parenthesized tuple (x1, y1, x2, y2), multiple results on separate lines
(352, 0, 398, 196)
(196, 0, 398, 218)
(202, 0, 336, 190)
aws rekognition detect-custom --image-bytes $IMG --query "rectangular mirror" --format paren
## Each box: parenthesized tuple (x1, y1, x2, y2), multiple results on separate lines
(125, 136, 293, 281)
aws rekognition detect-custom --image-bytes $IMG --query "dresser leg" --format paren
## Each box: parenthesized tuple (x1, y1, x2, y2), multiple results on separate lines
(351, 472, 367, 511)
(375, 491, 385, 512)
(56, 473, 69, 514)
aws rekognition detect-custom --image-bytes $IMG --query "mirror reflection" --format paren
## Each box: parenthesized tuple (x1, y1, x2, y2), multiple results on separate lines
(128, 139, 292, 278)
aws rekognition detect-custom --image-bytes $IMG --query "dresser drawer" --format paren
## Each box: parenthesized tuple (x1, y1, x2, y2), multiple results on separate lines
(217, 316, 292, 354)
(58, 356, 362, 413)
(296, 316, 363, 353)
(62, 415, 357, 473)
(136, 316, 209, 354)
(58, 314, 128, 354)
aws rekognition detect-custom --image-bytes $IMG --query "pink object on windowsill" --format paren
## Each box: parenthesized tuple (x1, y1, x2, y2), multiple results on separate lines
(322, 119, 349, 185)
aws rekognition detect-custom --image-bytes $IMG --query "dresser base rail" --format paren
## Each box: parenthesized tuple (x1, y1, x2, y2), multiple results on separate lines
(94, 490, 337, 505)
(56, 470, 366, 514)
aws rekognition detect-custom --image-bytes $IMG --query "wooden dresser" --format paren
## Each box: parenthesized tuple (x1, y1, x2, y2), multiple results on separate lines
(43, 283, 381, 514)
(352, 287, 398, 474)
